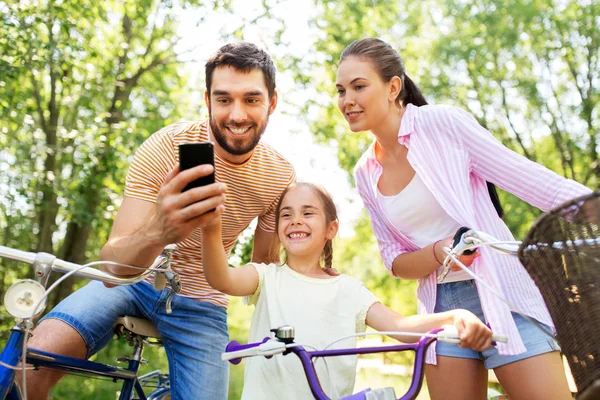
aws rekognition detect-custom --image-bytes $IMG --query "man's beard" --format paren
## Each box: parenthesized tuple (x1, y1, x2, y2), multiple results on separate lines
(209, 114, 269, 156)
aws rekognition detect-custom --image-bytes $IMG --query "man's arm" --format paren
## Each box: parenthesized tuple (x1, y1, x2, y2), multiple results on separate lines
(251, 226, 279, 264)
(100, 164, 227, 276)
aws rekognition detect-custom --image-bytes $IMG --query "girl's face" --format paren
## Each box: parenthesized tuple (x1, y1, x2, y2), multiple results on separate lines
(277, 185, 337, 260)
(336, 57, 394, 133)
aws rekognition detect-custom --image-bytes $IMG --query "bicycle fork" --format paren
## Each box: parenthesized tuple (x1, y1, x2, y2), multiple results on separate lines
(0, 326, 26, 399)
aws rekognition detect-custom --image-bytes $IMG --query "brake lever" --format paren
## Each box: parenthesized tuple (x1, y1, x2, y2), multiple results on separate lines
(438, 227, 475, 283)
(153, 244, 178, 291)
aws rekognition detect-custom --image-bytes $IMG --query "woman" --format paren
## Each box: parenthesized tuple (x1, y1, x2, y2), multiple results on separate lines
(335, 38, 590, 400)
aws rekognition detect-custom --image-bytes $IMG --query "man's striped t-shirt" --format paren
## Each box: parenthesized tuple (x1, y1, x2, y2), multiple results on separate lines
(124, 120, 295, 307)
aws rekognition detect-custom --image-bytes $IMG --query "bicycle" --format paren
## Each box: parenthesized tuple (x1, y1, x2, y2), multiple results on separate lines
(222, 190, 599, 400)
(438, 190, 599, 400)
(222, 324, 507, 400)
(0, 244, 181, 400)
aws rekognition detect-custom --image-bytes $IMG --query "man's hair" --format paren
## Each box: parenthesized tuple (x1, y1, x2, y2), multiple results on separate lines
(205, 42, 276, 98)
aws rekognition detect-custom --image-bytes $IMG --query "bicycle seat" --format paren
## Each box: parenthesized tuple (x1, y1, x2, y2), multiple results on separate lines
(114, 316, 162, 339)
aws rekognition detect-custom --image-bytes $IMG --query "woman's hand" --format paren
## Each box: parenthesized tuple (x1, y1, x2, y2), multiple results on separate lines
(435, 237, 481, 271)
(451, 309, 493, 351)
(452, 251, 481, 271)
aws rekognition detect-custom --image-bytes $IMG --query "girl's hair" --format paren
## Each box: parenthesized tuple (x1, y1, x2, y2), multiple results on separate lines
(271, 183, 338, 269)
(339, 38, 504, 219)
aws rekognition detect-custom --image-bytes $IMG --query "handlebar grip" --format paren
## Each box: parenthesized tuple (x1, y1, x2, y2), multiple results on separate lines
(491, 334, 508, 344)
(222, 337, 271, 365)
(452, 226, 476, 255)
(153, 273, 167, 290)
(439, 325, 508, 344)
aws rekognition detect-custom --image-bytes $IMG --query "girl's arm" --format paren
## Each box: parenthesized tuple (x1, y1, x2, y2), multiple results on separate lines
(365, 302, 492, 351)
(201, 221, 259, 296)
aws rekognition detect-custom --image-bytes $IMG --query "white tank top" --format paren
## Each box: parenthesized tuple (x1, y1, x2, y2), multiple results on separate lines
(376, 173, 472, 283)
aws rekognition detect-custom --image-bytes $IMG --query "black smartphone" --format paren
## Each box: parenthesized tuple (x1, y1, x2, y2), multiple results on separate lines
(178, 142, 215, 192)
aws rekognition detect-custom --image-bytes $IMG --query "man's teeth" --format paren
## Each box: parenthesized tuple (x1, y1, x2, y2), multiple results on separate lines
(289, 233, 308, 239)
(229, 127, 250, 135)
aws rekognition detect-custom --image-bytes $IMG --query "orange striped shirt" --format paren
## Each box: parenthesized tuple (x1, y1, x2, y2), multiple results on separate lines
(125, 120, 295, 307)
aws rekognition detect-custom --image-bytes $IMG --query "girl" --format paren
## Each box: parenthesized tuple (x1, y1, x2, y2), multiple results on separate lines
(201, 182, 493, 399)
(335, 38, 592, 400)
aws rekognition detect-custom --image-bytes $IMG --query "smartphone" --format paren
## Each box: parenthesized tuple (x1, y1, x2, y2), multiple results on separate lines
(178, 142, 215, 192)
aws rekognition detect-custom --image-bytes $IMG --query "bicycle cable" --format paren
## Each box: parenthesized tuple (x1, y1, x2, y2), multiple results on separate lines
(442, 244, 556, 340)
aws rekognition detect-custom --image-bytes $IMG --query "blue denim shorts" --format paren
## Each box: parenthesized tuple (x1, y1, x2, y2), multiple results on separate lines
(434, 280, 560, 369)
(42, 281, 229, 400)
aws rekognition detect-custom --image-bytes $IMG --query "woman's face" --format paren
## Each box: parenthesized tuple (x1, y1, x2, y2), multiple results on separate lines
(336, 56, 392, 132)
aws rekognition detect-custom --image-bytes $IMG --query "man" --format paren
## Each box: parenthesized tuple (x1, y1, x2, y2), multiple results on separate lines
(25, 42, 295, 399)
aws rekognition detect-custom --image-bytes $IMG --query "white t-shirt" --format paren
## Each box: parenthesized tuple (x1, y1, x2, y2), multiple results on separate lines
(376, 173, 471, 283)
(240, 263, 379, 400)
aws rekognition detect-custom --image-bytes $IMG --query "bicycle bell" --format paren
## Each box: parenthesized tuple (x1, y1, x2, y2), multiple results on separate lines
(271, 325, 295, 343)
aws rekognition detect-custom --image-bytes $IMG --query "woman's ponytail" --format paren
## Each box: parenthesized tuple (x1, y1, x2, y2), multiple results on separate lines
(402, 74, 428, 107)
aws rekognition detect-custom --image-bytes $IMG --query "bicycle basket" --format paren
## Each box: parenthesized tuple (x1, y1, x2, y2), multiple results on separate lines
(518, 190, 600, 399)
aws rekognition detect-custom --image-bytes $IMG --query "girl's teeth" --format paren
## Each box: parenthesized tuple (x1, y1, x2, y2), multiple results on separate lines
(290, 233, 308, 239)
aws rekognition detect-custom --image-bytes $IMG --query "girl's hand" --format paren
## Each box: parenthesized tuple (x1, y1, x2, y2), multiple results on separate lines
(452, 309, 493, 351)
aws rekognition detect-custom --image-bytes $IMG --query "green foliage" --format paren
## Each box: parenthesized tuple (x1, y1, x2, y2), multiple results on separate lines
(1, 0, 597, 398)
(304, 0, 597, 386)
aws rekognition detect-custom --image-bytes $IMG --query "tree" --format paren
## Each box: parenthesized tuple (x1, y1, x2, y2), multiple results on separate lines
(0, 0, 222, 309)
(300, 0, 597, 237)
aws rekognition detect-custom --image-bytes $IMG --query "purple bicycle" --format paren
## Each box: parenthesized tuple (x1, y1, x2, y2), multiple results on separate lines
(222, 325, 507, 400)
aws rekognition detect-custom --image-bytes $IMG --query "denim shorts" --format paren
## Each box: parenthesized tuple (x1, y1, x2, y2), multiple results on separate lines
(434, 280, 560, 369)
(42, 281, 229, 400)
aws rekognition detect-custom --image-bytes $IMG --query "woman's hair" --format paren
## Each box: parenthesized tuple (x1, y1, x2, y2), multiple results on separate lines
(339, 38, 427, 108)
(271, 183, 338, 269)
(339, 38, 504, 219)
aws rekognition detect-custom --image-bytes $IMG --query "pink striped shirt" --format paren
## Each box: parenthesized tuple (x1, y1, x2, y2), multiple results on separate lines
(354, 104, 592, 363)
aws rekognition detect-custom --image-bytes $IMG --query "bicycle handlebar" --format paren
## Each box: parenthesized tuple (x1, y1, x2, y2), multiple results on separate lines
(222, 338, 286, 363)
(438, 228, 521, 282)
(222, 327, 508, 364)
(0, 244, 176, 288)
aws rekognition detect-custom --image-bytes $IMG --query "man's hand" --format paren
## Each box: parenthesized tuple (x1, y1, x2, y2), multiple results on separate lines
(150, 163, 227, 245)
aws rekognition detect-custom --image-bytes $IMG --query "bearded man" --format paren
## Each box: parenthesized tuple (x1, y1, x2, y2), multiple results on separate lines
(25, 42, 295, 400)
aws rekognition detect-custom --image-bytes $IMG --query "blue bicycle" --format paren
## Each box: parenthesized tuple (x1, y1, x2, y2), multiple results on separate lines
(0, 244, 180, 400)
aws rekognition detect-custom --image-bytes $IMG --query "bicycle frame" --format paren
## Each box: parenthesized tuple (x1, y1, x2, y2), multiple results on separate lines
(0, 324, 149, 400)
(224, 328, 443, 400)
(0, 244, 178, 400)
(293, 336, 438, 400)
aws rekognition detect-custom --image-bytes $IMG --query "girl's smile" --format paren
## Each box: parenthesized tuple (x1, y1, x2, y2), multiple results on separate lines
(277, 184, 338, 272)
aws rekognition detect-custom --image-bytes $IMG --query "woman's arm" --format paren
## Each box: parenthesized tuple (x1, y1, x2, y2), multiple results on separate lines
(201, 221, 259, 296)
(391, 238, 480, 280)
(450, 107, 591, 210)
(366, 302, 492, 351)
(355, 164, 479, 280)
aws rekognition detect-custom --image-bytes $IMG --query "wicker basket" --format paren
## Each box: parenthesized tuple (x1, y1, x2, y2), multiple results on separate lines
(518, 191, 600, 400)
